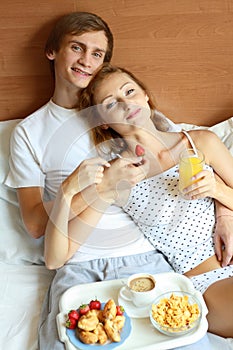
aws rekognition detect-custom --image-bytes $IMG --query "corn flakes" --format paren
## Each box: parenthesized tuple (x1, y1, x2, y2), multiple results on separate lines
(151, 293, 200, 332)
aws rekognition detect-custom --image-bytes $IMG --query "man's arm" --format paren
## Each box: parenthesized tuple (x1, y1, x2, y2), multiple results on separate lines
(44, 156, 149, 269)
(17, 187, 52, 239)
(18, 155, 147, 239)
(17, 157, 110, 238)
(17, 186, 102, 239)
(214, 201, 233, 267)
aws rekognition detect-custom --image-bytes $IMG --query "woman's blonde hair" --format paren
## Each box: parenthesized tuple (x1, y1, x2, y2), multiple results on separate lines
(78, 63, 157, 156)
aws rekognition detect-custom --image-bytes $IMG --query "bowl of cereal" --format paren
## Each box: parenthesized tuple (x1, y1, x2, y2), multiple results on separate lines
(150, 291, 202, 336)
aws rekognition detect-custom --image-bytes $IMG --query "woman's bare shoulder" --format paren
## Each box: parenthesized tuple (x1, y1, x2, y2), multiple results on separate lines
(188, 128, 220, 144)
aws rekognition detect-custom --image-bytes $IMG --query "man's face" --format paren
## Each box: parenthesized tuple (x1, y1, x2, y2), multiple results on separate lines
(48, 31, 108, 91)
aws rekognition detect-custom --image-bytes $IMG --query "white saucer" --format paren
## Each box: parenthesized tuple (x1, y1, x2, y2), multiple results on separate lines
(118, 286, 151, 318)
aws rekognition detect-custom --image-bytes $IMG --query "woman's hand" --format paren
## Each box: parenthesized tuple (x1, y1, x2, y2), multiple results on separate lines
(97, 156, 150, 205)
(62, 157, 110, 197)
(182, 169, 217, 200)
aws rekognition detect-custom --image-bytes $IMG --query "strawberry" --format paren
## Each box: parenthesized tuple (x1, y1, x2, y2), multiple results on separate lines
(79, 304, 90, 315)
(89, 299, 101, 310)
(135, 144, 145, 157)
(65, 316, 77, 329)
(116, 305, 124, 316)
(68, 309, 80, 321)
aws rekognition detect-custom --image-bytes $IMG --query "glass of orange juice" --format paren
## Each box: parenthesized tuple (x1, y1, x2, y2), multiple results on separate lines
(179, 148, 205, 197)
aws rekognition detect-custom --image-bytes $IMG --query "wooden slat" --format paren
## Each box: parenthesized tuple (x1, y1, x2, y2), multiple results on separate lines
(75, 0, 233, 125)
(0, 0, 75, 120)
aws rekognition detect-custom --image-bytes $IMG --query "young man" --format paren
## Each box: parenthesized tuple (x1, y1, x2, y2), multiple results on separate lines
(5, 12, 114, 239)
(5, 11, 232, 350)
(5, 11, 177, 247)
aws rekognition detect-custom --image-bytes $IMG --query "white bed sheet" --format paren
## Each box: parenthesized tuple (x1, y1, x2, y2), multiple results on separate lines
(208, 335, 233, 350)
(0, 264, 54, 350)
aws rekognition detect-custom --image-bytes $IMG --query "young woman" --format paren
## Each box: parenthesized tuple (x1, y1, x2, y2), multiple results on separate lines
(76, 63, 233, 338)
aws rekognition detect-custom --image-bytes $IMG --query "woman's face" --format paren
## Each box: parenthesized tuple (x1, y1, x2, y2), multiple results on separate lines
(94, 72, 151, 134)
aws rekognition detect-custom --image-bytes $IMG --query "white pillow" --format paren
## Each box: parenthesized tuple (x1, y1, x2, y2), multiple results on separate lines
(209, 119, 233, 155)
(179, 117, 233, 154)
(0, 120, 44, 265)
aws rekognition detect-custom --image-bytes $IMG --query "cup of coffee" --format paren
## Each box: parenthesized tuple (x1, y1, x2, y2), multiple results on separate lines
(119, 273, 157, 307)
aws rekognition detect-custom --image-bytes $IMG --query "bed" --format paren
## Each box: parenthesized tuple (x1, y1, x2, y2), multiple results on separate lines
(1, 1, 233, 349)
(0, 119, 55, 350)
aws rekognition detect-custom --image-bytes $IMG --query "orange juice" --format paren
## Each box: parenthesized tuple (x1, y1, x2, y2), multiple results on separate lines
(179, 149, 204, 195)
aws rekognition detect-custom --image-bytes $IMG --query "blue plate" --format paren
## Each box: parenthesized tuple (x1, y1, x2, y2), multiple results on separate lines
(66, 303, 132, 349)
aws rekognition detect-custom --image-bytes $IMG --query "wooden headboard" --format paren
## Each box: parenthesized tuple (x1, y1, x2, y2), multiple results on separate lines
(1, 0, 233, 126)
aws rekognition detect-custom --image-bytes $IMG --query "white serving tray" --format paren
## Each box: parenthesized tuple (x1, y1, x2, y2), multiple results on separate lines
(56, 272, 208, 350)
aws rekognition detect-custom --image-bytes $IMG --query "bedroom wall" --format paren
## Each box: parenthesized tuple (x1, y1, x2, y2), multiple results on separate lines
(1, 0, 233, 125)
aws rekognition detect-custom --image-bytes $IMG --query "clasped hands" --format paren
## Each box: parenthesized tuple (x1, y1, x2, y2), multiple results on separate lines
(62, 154, 148, 202)
(96, 155, 149, 205)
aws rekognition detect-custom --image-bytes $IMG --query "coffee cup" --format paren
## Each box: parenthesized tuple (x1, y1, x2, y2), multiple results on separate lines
(119, 273, 157, 307)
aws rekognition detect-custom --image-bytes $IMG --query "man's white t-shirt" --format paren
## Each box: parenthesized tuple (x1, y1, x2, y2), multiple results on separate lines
(5, 99, 155, 262)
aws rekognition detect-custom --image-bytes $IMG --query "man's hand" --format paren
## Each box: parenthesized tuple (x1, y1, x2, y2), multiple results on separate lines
(62, 157, 110, 196)
(214, 215, 233, 267)
(96, 156, 149, 205)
